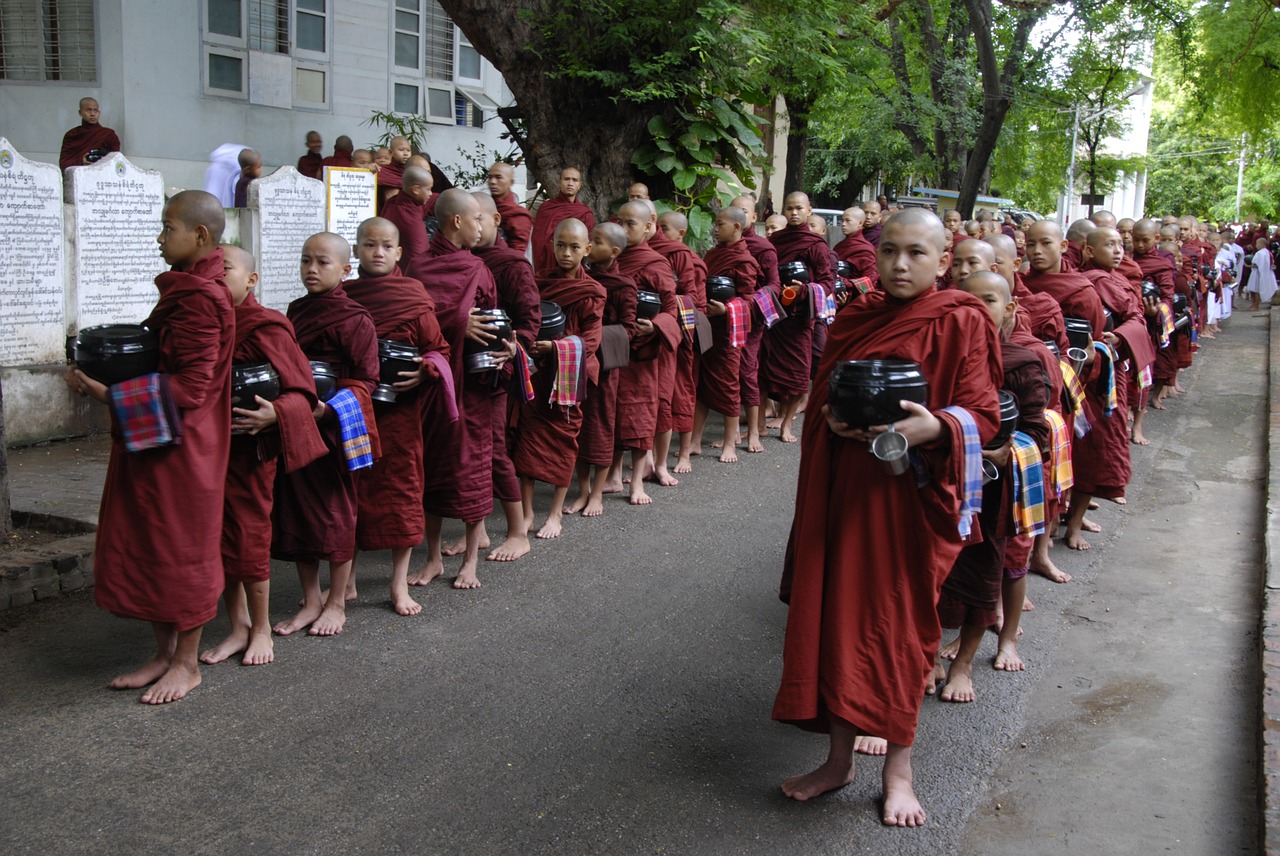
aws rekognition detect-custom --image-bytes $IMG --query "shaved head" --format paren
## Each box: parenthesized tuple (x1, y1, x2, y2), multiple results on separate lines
(1028, 220, 1064, 242)
(784, 191, 811, 208)
(719, 206, 748, 228)
(554, 217, 590, 242)
(956, 238, 996, 266)
(961, 269, 1012, 302)
(659, 210, 688, 231)
(1134, 218, 1160, 238)
(1086, 226, 1121, 250)
(402, 165, 431, 189)
(628, 183, 650, 200)
(619, 200, 654, 222)
(1089, 210, 1116, 228)
(335, 135, 353, 153)
(237, 147, 261, 168)
(436, 187, 478, 225)
(593, 222, 627, 251)
(356, 216, 398, 244)
(882, 207, 947, 251)
(304, 231, 351, 260)
(471, 191, 497, 214)
(165, 190, 226, 242)
(844, 206, 865, 221)
(1066, 218, 1096, 243)
(221, 244, 255, 272)
(984, 233, 1016, 261)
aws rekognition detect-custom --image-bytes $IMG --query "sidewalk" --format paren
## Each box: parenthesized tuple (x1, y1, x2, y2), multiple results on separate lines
(7, 433, 110, 525)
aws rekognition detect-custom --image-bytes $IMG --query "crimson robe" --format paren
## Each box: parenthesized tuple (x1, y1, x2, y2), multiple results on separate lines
(1117, 256, 1144, 291)
(650, 231, 707, 434)
(379, 193, 430, 275)
(494, 191, 533, 253)
(764, 225, 832, 399)
(531, 196, 597, 276)
(233, 172, 252, 209)
(773, 289, 1002, 746)
(376, 161, 405, 208)
(59, 121, 120, 171)
(417, 233, 499, 523)
(1062, 242, 1083, 272)
(273, 287, 379, 564)
(740, 231, 779, 408)
(615, 243, 679, 449)
(1135, 249, 1178, 384)
(579, 262, 638, 467)
(345, 269, 449, 549)
(1023, 268, 1107, 341)
(296, 152, 323, 180)
(862, 222, 883, 248)
(94, 250, 234, 631)
(833, 232, 878, 287)
(699, 240, 759, 416)
(321, 152, 354, 170)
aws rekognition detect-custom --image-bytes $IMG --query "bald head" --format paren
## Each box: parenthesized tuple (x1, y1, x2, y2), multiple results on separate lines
(1159, 223, 1180, 241)
(628, 183, 650, 201)
(1028, 220, 1063, 242)
(356, 216, 398, 244)
(961, 269, 1012, 302)
(238, 147, 261, 169)
(882, 207, 947, 251)
(730, 195, 758, 225)
(619, 200, 654, 223)
(334, 135, 353, 154)
(593, 222, 627, 252)
(659, 210, 688, 231)
(983, 234, 1018, 287)
(304, 231, 351, 260)
(1086, 226, 1121, 250)
(1089, 210, 1116, 228)
(402, 165, 431, 190)
(437, 187, 477, 222)
(165, 190, 226, 243)
(784, 191, 811, 208)
(1134, 218, 1160, 238)
(719, 206, 748, 229)
(554, 217, 590, 243)
(1066, 218, 1096, 244)
(221, 244, 255, 272)
(472, 191, 497, 214)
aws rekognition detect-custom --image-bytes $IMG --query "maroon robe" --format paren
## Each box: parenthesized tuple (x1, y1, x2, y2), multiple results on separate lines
(764, 225, 832, 399)
(579, 262, 638, 467)
(1135, 249, 1178, 384)
(94, 250, 233, 631)
(531, 196, 597, 276)
(345, 269, 449, 549)
(740, 231, 779, 408)
(1062, 242, 1083, 272)
(862, 222, 883, 248)
(512, 269, 606, 486)
(650, 231, 707, 434)
(417, 233, 499, 523)
(59, 121, 120, 171)
(233, 172, 252, 209)
(321, 152, 354, 170)
(615, 243, 679, 449)
(1023, 268, 1107, 342)
(296, 152, 323, 180)
(381, 193, 430, 274)
(773, 289, 1002, 746)
(376, 161, 405, 208)
(493, 191, 533, 253)
(699, 239, 759, 416)
(273, 287, 379, 564)
(833, 232, 878, 287)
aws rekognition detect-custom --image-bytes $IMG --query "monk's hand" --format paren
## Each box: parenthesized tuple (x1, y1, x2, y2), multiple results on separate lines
(392, 357, 426, 391)
(233, 398, 278, 434)
(706, 299, 726, 318)
(489, 338, 518, 367)
(867, 400, 941, 447)
(834, 290, 850, 307)
(420, 355, 442, 381)
(68, 368, 109, 404)
(1103, 331, 1120, 347)
(821, 404, 869, 441)
(466, 308, 499, 346)
(313, 400, 328, 420)
(1083, 342, 1098, 366)
(530, 340, 554, 358)
(1143, 296, 1159, 318)
(634, 318, 655, 339)
(983, 443, 1012, 469)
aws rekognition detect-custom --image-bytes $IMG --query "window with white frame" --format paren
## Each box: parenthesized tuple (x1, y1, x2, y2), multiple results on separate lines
(390, 0, 455, 124)
(202, 0, 329, 107)
(0, 0, 97, 82)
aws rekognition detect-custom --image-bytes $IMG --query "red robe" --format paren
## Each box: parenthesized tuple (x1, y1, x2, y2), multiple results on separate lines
(273, 286, 379, 564)
(59, 121, 120, 171)
(1116, 257, 1144, 291)
(94, 250, 233, 631)
(376, 161, 405, 208)
(512, 269, 606, 486)
(833, 232, 878, 287)
(649, 231, 707, 434)
(740, 231, 779, 408)
(578, 262, 638, 467)
(1135, 249, 1178, 384)
(862, 222, 882, 248)
(321, 152, 354, 170)
(1023, 268, 1107, 341)
(699, 239, 759, 416)
(494, 191, 533, 253)
(765, 225, 832, 399)
(531, 196, 596, 276)
(296, 152, 323, 180)
(773, 289, 1002, 746)
(380, 193, 430, 274)
(345, 269, 449, 549)
(615, 243, 679, 449)
(417, 233, 499, 523)
(1062, 242, 1083, 272)
(224, 294, 324, 583)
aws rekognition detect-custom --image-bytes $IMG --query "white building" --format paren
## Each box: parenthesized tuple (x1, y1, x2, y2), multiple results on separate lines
(0, 0, 523, 191)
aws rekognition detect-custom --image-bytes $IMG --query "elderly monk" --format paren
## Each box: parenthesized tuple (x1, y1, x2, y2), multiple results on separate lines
(531, 166, 596, 275)
(59, 97, 121, 170)
(487, 162, 532, 252)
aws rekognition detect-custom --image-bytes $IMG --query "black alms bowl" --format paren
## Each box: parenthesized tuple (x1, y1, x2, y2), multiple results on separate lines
(1141, 280, 1161, 301)
(706, 276, 736, 304)
(836, 260, 855, 278)
(636, 290, 661, 320)
(72, 324, 159, 385)
(310, 361, 338, 402)
(463, 309, 514, 357)
(231, 362, 280, 411)
(1041, 339, 1061, 359)
(828, 359, 929, 428)
(1063, 316, 1092, 352)
(989, 390, 1019, 448)
(374, 339, 420, 403)
(538, 301, 566, 341)
(779, 260, 811, 285)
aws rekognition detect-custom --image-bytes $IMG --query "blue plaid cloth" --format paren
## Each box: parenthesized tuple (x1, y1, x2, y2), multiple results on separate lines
(941, 405, 983, 539)
(329, 388, 374, 471)
(752, 289, 783, 328)
(1092, 341, 1117, 416)
(1009, 431, 1047, 537)
(811, 283, 836, 324)
(110, 372, 182, 452)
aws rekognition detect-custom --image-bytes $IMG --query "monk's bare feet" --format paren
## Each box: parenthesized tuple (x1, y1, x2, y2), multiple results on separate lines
(719, 446, 739, 463)
(779, 429, 799, 444)
(307, 584, 358, 606)
(1131, 429, 1150, 445)
(937, 637, 960, 661)
(242, 632, 274, 665)
(629, 486, 653, 505)
(199, 628, 248, 665)
(488, 533, 531, 561)
(307, 604, 346, 636)
(1172, 382, 1185, 394)
(1065, 531, 1091, 551)
(407, 559, 443, 587)
(110, 656, 171, 690)
(940, 663, 975, 703)
(1150, 397, 1167, 411)
(140, 662, 200, 705)
(924, 661, 946, 695)
(601, 477, 623, 494)
(1030, 556, 1072, 583)
(1112, 495, 1127, 505)
(766, 416, 784, 430)
(747, 435, 765, 453)
(582, 496, 605, 517)
(536, 516, 563, 540)
(673, 455, 693, 474)
(390, 577, 423, 616)
(453, 558, 481, 590)
(1081, 517, 1101, 533)
(781, 757, 855, 801)
(882, 770, 926, 827)
(652, 467, 679, 487)
(854, 736, 887, 756)
(1022, 597, 1036, 611)
(564, 493, 589, 514)
(993, 641, 1025, 671)
(273, 602, 322, 636)
(711, 438, 724, 448)
(443, 535, 489, 557)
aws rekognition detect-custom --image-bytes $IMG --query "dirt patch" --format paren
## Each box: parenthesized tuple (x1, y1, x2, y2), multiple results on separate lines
(0, 525, 66, 557)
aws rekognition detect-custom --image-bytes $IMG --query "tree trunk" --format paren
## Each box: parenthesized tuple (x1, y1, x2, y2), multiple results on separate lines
(0, 377, 11, 539)
(783, 93, 811, 195)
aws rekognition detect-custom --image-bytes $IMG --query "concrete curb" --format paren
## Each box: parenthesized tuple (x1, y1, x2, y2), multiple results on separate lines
(1264, 307, 1279, 854)
(0, 511, 96, 610)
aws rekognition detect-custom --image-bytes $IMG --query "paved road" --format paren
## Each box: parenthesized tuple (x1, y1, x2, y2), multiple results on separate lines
(1, 313, 1265, 855)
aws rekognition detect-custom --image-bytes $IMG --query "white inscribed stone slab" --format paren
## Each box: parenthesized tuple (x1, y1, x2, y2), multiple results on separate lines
(247, 166, 325, 312)
(0, 138, 66, 365)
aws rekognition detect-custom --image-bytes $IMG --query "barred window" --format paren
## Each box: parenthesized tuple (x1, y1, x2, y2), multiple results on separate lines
(0, 0, 97, 82)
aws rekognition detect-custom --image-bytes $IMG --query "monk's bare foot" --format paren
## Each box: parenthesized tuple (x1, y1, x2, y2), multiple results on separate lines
(719, 445, 739, 463)
(673, 456, 693, 474)
(1087, 500, 1099, 510)
(882, 772, 927, 827)
(781, 757, 855, 801)
(1172, 382, 1185, 394)
(1112, 495, 1127, 505)
(408, 559, 443, 587)
(924, 661, 946, 695)
(854, 736, 887, 756)
(994, 641, 1024, 671)
(937, 637, 960, 661)
(940, 664, 975, 703)
(307, 585, 358, 606)
(1202, 331, 1216, 338)
(391, 588, 422, 617)
(1022, 597, 1036, 611)
(766, 416, 784, 430)
(779, 429, 799, 444)
(747, 436, 765, 453)
(1150, 398, 1167, 411)
(536, 517, 563, 540)
(1030, 557, 1072, 583)
(140, 662, 200, 705)
(242, 632, 274, 665)
(582, 497, 605, 517)
(199, 628, 248, 665)
(601, 477, 623, 494)
(564, 494, 589, 514)
(488, 534, 531, 561)
(109, 656, 171, 690)
(629, 486, 653, 506)
(442, 535, 488, 557)
(1131, 430, 1150, 445)
(307, 604, 346, 636)
(1081, 517, 1102, 533)
(1065, 531, 1092, 551)
(273, 602, 322, 636)
(453, 559, 481, 590)
(652, 467, 679, 487)
(712, 438, 725, 448)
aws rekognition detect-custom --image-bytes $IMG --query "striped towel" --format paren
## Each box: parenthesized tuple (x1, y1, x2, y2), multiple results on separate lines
(1155, 303, 1174, 348)
(1092, 341, 1117, 416)
(551, 335, 586, 407)
(1059, 360, 1085, 417)
(1043, 409, 1074, 498)
(1009, 431, 1047, 537)
(811, 283, 836, 324)
(752, 288, 783, 328)
(725, 297, 750, 348)
(329, 388, 374, 471)
(513, 341, 536, 403)
(1138, 363, 1154, 390)
(676, 294, 698, 341)
(850, 276, 874, 295)
(110, 372, 182, 453)
(941, 406, 983, 539)
(420, 351, 458, 423)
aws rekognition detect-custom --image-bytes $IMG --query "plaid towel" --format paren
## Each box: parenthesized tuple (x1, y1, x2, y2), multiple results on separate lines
(111, 372, 183, 453)
(941, 405, 983, 539)
(421, 351, 458, 423)
(1092, 341, 1117, 416)
(329, 388, 374, 471)
(1043, 409, 1074, 498)
(676, 294, 698, 341)
(811, 283, 836, 324)
(752, 288, 783, 329)
(513, 341, 536, 403)
(1138, 363, 1154, 390)
(551, 335, 586, 407)
(1059, 360, 1085, 417)
(850, 276, 874, 295)
(725, 297, 750, 348)
(1009, 431, 1047, 537)
(1155, 302, 1174, 348)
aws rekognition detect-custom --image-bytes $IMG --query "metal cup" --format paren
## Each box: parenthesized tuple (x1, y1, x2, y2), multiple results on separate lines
(981, 458, 1000, 484)
(1066, 346, 1089, 376)
(870, 427, 911, 476)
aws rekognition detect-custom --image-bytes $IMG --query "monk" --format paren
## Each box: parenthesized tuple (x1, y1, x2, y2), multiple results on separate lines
(272, 233, 379, 637)
(296, 131, 324, 179)
(233, 148, 262, 209)
(376, 135, 412, 207)
(352, 149, 376, 171)
(628, 183, 650, 201)
(774, 209, 1001, 826)
(834, 206, 878, 286)
(531, 166, 596, 275)
(566, 223, 638, 518)
(765, 192, 833, 443)
(511, 219, 605, 538)
(321, 135, 355, 170)
(67, 190, 233, 704)
(729, 195, 780, 454)
(345, 218, 449, 616)
(861, 200, 884, 247)
(408, 189, 511, 590)
(59, 97, 121, 170)
(692, 206, 759, 463)
(1090, 210, 1116, 229)
(1062, 219, 1095, 271)
(471, 191, 542, 563)
(764, 214, 787, 237)
(1117, 218, 1136, 254)
(1132, 218, 1177, 418)
(487, 162, 532, 252)
(380, 165, 432, 272)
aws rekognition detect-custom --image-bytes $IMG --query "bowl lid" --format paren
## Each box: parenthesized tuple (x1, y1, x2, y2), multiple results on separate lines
(637, 290, 660, 303)
(379, 338, 419, 358)
(75, 323, 157, 354)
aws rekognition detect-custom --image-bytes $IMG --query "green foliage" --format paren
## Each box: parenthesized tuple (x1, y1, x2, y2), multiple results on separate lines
(1142, 110, 1242, 218)
(362, 110, 433, 153)
(453, 141, 525, 193)
(1185, 0, 1280, 138)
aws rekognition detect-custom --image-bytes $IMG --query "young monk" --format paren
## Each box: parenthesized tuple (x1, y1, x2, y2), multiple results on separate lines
(729, 195, 780, 454)
(834, 206, 878, 286)
(774, 209, 1001, 825)
(233, 148, 262, 209)
(272, 233, 379, 637)
(764, 214, 787, 237)
(67, 190, 233, 704)
(487, 162, 532, 252)
(380, 165, 432, 272)
(201, 246, 325, 667)
(376, 135, 412, 206)
(344, 218, 449, 616)
(531, 166, 596, 276)
(566, 223, 638, 517)
(511, 219, 605, 538)
(692, 206, 759, 463)
(861, 200, 884, 247)
(59, 96, 121, 170)
(352, 149, 376, 171)
(374, 146, 392, 168)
